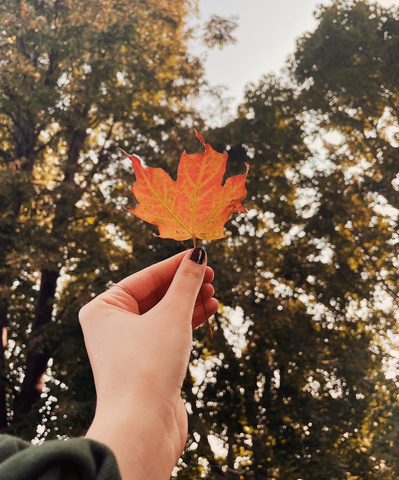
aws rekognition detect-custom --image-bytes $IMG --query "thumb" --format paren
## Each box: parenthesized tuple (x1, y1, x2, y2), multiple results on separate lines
(158, 247, 207, 318)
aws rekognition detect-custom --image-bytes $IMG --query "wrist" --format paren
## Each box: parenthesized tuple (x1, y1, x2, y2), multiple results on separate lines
(86, 394, 187, 480)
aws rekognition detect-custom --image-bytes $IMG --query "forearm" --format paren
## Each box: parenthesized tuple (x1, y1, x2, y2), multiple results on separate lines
(85, 395, 187, 480)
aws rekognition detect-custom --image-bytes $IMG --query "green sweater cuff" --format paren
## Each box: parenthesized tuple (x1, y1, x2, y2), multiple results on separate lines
(0, 434, 122, 480)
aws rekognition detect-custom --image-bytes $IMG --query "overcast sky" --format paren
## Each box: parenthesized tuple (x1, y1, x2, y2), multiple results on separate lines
(191, 0, 399, 125)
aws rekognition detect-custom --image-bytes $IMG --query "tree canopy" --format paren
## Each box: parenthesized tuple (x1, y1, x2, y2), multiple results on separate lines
(1, 1, 399, 479)
(0, 0, 204, 437)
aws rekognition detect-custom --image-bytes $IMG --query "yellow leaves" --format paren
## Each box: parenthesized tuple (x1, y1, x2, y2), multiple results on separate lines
(348, 257, 359, 271)
(352, 53, 362, 66)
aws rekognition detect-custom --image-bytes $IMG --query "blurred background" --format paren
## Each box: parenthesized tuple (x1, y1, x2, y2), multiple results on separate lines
(1, 0, 399, 478)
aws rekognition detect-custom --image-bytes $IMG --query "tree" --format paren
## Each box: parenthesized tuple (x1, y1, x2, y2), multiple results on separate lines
(291, 3, 399, 475)
(2, 1, 399, 479)
(0, 0, 206, 438)
(202, 14, 239, 50)
(173, 1, 399, 478)
(288, 1, 399, 475)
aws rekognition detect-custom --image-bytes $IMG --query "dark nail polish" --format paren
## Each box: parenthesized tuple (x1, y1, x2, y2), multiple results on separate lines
(189, 246, 206, 264)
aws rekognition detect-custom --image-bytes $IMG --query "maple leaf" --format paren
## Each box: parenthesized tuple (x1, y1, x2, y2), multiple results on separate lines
(123, 130, 249, 242)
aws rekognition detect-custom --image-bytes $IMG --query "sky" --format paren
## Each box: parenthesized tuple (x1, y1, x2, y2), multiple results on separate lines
(191, 0, 399, 125)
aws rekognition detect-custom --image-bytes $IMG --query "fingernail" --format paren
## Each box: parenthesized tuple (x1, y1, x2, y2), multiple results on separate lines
(189, 247, 206, 264)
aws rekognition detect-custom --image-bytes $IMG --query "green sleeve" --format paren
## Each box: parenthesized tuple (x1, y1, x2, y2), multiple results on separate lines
(0, 434, 122, 480)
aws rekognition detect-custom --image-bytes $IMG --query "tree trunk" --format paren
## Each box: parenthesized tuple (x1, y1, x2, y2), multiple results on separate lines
(227, 433, 235, 472)
(12, 269, 59, 424)
(0, 169, 31, 431)
(12, 127, 88, 430)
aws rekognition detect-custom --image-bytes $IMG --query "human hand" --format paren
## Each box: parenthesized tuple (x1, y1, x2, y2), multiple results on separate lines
(79, 248, 218, 480)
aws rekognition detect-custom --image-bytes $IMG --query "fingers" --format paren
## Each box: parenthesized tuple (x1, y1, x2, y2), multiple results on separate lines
(137, 266, 214, 314)
(118, 251, 214, 307)
(118, 251, 187, 304)
(195, 283, 214, 306)
(84, 250, 216, 317)
(203, 266, 214, 284)
(156, 248, 207, 321)
(192, 297, 219, 330)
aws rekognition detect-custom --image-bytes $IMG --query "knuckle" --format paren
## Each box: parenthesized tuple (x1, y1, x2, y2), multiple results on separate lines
(78, 302, 94, 324)
(178, 265, 204, 282)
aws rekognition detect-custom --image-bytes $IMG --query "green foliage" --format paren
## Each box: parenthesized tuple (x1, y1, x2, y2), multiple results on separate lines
(1, 1, 399, 479)
(0, 0, 204, 438)
(175, 1, 399, 478)
(202, 14, 239, 49)
(176, 72, 395, 478)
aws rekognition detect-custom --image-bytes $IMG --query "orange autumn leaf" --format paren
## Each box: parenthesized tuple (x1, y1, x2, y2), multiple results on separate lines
(123, 130, 249, 242)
